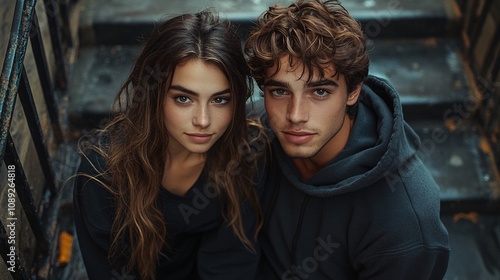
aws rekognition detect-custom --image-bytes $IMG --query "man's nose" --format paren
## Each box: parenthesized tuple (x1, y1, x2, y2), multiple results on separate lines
(287, 95, 308, 123)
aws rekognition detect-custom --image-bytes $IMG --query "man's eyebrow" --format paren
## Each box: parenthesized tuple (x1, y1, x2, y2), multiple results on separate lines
(262, 79, 338, 88)
(263, 80, 289, 88)
(306, 79, 339, 88)
(169, 85, 231, 97)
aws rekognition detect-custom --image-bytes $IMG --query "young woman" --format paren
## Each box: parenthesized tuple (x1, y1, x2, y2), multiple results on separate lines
(73, 10, 266, 280)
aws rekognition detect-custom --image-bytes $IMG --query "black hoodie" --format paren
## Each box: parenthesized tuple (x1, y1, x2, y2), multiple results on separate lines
(258, 75, 450, 279)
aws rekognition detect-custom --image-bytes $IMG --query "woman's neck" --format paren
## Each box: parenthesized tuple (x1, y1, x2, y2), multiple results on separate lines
(162, 150, 206, 196)
(165, 148, 206, 168)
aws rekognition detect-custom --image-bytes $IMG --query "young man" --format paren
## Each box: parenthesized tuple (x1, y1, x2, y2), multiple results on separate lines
(245, 0, 450, 279)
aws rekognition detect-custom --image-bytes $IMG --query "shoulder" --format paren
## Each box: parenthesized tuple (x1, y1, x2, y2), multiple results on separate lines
(74, 135, 115, 231)
(79, 149, 107, 177)
(348, 173, 448, 257)
(77, 131, 111, 176)
(246, 118, 271, 155)
(75, 132, 112, 194)
(245, 118, 271, 186)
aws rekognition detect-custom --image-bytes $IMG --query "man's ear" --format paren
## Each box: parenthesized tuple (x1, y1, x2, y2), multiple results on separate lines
(347, 83, 362, 106)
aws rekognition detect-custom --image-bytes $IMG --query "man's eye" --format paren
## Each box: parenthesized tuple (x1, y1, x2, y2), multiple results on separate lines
(313, 89, 330, 97)
(270, 89, 287, 96)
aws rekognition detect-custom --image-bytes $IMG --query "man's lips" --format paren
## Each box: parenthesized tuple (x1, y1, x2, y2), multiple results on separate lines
(282, 130, 315, 144)
(185, 133, 214, 144)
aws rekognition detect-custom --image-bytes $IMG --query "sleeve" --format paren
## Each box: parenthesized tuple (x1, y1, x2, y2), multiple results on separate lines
(352, 169, 450, 280)
(73, 150, 134, 280)
(196, 204, 261, 280)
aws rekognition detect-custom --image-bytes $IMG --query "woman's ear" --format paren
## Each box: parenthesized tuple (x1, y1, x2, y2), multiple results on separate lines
(347, 83, 362, 106)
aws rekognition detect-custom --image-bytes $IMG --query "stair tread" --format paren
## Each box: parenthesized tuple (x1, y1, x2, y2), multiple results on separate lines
(83, 0, 450, 23)
(368, 38, 470, 106)
(79, 0, 455, 45)
(442, 215, 500, 280)
(68, 45, 139, 119)
(409, 120, 500, 213)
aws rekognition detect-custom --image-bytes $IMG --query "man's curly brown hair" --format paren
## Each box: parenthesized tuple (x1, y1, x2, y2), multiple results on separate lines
(245, 0, 369, 96)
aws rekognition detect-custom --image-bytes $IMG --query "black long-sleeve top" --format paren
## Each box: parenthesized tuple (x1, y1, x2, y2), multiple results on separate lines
(73, 148, 260, 279)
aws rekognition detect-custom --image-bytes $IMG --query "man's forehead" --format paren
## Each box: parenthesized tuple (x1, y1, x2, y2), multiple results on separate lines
(265, 56, 341, 82)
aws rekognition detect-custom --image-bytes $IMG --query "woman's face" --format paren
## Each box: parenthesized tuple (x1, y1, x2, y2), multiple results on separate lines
(163, 59, 233, 155)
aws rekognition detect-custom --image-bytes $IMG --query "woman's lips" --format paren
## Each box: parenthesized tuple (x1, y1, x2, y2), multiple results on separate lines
(186, 133, 214, 144)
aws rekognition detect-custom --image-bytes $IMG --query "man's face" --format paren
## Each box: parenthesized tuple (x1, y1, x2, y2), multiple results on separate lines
(263, 56, 360, 161)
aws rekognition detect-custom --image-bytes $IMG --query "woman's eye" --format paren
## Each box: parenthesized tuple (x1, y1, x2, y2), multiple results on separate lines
(175, 96, 191, 104)
(212, 97, 230, 104)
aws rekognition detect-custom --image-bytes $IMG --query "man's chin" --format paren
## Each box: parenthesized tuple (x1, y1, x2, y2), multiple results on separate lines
(280, 144, 318, 159)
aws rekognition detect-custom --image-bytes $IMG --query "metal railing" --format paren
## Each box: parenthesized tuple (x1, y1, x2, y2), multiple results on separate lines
(0, 0, 74, 278)
(455, 0, 500, 170)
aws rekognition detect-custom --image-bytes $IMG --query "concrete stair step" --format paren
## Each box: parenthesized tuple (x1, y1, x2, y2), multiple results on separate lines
(78, 0, 458, 45)
(368, 38, 473, 121)
(67, 45, 138, 128)
(442, 215, 500, 280)
(409, 120, 500, 214)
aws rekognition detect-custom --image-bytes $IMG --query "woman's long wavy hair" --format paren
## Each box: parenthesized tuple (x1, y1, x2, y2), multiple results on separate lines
(79, 10, 264, 279)
(245, 0, 369, 118)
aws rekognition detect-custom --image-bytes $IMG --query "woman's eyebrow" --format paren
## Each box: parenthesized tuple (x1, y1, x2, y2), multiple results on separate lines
(169, 85, 231, 97)
(263, 79, 289, 88)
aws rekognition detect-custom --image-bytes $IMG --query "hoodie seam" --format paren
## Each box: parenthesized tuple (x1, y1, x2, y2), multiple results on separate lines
(398, 166, 426, 244)
(291, 196, 310, 263)
(360, 244, 450, 263)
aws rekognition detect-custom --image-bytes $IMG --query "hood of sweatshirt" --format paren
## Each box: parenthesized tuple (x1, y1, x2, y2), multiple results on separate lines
(271, 75, 421, 197)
